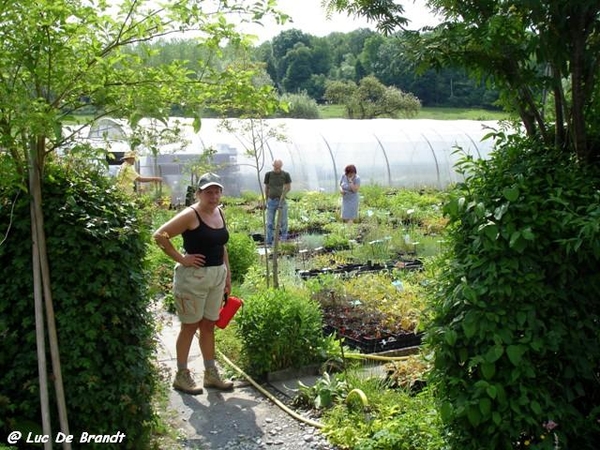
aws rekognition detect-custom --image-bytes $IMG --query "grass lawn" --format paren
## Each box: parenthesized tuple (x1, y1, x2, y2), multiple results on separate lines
(319, 104, 511, 121)
(418, 106, 511, 120)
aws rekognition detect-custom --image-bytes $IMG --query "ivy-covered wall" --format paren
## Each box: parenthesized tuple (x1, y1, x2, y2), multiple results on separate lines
(0, 160, 159, 448)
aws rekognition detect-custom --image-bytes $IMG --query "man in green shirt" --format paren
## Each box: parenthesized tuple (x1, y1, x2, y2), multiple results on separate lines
(263, 159, 292, 245)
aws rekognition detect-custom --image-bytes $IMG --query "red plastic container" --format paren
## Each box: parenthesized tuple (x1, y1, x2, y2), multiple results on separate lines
(216, 296, 243, 329)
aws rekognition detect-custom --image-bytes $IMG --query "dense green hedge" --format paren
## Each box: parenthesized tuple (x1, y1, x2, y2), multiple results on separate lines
(0, 160, 158, 448)
(428, 134, 600, 449)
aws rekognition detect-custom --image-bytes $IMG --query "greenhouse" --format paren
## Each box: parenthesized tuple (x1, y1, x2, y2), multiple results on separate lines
(85, 117, 498, 203)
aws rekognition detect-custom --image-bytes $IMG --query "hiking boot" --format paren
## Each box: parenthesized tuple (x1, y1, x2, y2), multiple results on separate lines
(203, 367, 234, 390)
(173, 369, 203, 395)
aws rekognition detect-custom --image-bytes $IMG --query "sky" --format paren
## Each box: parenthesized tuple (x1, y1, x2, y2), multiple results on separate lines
(241, 0, 441, 43)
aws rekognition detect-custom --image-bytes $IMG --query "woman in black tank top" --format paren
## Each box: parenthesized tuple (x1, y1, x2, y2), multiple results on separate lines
(153, 173, 234, 394)
(181, 207, 229, 266)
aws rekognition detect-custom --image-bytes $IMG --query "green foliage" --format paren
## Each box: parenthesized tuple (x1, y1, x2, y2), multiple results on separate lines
(0, 163, 159, 448)
(405, 0, 600, 162)
(323, 232, 351, 251)
(146, 208, 180, 312)
(321, 375, 445, 450)
(215, 320, 244, 372)
(277, 92, 321, 119)
(0, 0, 285, 173)
(293, 372, 350, 410)
(324, 75, 421, 119)
(352, 389, 445, 450)
(227, 231, 258, 283)
(428, 135, 600, 449)
(235, 288, 326, 376)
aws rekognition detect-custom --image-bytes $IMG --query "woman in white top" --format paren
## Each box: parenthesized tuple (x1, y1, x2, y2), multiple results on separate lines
(339, 164, 361, 223)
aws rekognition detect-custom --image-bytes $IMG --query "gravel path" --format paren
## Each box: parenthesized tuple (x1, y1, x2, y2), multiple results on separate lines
(157, 309, 340, 450)
(169, 381, 339, 450)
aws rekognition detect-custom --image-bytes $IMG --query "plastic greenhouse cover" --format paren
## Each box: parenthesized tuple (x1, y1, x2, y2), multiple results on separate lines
(83, 117, 499, 202)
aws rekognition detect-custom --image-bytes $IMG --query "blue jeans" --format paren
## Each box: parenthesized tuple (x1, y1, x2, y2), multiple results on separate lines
(266, 198, 288, 245)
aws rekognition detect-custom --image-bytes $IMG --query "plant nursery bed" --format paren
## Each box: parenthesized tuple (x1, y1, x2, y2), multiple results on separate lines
(297, 258, 423, 280)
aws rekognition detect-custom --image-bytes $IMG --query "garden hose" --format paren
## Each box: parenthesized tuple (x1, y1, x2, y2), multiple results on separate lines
(343, 352, 416, 362)
(215, 346, 416, 430)
(217, 349, 325, 429)
(346, 388, 369, 408)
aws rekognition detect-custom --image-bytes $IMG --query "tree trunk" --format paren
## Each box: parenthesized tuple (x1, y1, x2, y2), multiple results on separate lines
(569, 12, 590, 162)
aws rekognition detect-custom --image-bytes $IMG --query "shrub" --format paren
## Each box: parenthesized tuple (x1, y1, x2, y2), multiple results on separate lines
(227, 231, 258, 284)
(235, 288, 326, 376)
(146, 208, 179, 311)
(277, 92, 321, 119)
(428, 135, 600, 449)
(0, 161, 158, 448)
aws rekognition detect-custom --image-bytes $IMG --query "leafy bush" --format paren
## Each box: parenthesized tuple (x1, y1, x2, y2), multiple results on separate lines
(146, 208, 180, 311)
(227, 231, 258, 283)
(323, 232, 351, 251)
(428, 135, 600, 449)
(0, 161, 159, 448)
(235, 288, 326, 376)
(277, 92, 321, 119)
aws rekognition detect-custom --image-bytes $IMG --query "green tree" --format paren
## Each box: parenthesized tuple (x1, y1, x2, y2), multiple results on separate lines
(432, 138, 600, 449)
(0, 0, 283, 442)
(282, 43, 314, 92)
(324, 75, 420, 118)
(269, 28, 312, 90)
(309, 37, 334, 76)
(359, 34, 386, 75)
(411, 0, 600, 162)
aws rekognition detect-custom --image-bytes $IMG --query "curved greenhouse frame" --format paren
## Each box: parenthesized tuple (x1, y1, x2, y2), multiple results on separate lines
(136, 118, 497, 202)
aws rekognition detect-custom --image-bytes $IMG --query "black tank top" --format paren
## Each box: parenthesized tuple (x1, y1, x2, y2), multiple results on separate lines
(181, 207, 229, 266)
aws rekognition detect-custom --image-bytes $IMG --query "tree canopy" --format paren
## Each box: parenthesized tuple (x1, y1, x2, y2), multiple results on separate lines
(326, 0, 600, 162)
(324, 75, 420, 118)
(0, 0, 285, 172)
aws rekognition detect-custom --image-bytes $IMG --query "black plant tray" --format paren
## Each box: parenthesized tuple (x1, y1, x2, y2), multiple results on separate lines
(324, 326, 423, 353)
(297, 259, 423, 280)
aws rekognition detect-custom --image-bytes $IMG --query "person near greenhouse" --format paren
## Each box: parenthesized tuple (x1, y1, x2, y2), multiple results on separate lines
(116, 150, 162, 195)
(263, 159, 292, 245)
(152, 172, 234, 395)
(339, 164, 361, 223)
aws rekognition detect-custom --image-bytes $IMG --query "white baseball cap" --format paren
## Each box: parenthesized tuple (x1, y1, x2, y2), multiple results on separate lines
(197, 172, 224, 190)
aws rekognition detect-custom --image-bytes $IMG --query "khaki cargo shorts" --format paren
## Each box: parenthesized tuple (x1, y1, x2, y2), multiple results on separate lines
(173, 263, 227, 323)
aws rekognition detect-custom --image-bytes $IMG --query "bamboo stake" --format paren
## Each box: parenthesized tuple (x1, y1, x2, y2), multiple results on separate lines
(30, 200, 52, 450)
(29, 139, 71, 449)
